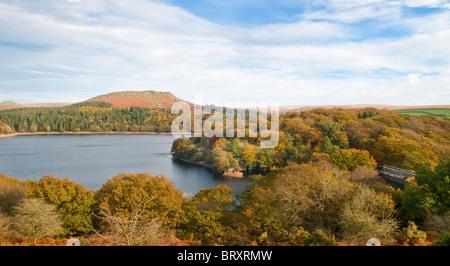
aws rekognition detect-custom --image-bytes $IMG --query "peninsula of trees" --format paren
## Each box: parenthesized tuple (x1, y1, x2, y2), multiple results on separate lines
(172, 108, 449, 174)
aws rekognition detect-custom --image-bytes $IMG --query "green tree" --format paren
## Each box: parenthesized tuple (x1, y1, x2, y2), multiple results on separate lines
(227, 139, 242, 159)
(400, 161, 450, 224)
(258, 149, 275, 169)
(321, 136, 334, 154)
(431, 232, 450, 246)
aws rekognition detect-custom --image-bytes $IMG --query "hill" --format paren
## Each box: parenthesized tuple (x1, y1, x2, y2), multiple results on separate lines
(0, 101, 72, 111)
(86, 90, 191, 109)
(279, 104, 450, 113)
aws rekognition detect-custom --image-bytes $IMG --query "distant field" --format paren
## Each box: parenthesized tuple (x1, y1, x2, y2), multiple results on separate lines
(395, 108, 450, 118)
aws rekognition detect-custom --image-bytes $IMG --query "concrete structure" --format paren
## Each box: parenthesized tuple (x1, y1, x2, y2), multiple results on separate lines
(379, 165, 415, 188)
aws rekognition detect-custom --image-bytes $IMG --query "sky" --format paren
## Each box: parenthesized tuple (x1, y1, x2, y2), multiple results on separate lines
(0, 0, 450, 106)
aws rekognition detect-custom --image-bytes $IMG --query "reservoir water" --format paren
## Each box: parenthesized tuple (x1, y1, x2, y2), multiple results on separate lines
(0, 134, 250, 196)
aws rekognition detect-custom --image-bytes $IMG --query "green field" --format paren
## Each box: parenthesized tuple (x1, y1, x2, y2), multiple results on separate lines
(395, 108, 450, 118)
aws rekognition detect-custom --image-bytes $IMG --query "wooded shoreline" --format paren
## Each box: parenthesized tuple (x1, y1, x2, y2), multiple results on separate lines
(172, 155, 245, 178)
(0, 131, 174, 138)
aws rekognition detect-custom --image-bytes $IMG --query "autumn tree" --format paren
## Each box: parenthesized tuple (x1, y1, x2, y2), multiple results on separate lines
(0, 121, 13, 134)
(241, 144, 258, 170)
(257, 149, 275, 169)
(211, 147, 233, 172)
(0, 211, 11, 240)
(371, 129, 439, 170)
(346, 120, 373, 150)
(11, 199, 63, 245)
(330, 147, 377, 171)
(27, 176, 95, 235)
(93, 203, 170, 246)
(338, 185, 398, 244)
(0, 174, 28, 215)
(271, 161, 353, 233)
(179, 185, 233, 245)
(94, 173, 184, 228)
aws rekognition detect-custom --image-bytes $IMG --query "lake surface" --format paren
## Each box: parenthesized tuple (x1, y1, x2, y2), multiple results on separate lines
(0, 135, 250, 196)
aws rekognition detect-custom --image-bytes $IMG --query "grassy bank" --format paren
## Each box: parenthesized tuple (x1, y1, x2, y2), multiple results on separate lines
(395, 108, 450, 118)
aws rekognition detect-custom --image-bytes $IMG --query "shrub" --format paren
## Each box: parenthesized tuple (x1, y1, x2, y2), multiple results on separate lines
(397, 221, 427, 245)
(304, 230, 335, 246)
(430, 232, 450, 246)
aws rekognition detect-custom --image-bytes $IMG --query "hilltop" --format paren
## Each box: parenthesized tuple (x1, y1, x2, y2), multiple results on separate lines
(86, 90, 191, 109)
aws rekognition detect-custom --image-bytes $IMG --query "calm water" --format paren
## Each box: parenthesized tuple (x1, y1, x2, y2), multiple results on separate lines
(0, 135, 250, 196)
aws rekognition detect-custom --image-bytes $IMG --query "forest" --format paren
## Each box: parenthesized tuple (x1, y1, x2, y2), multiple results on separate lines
(0, 161, 449, 246)
(0, 101, 176, 134)
(0, 107, 449, 246)
(172, 108, 449, 173)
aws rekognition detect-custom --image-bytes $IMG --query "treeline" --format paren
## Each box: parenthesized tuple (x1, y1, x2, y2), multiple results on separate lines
(0, 161, 449, 246)
(0, 101, 176, 133)
(172, 108, 450, 173)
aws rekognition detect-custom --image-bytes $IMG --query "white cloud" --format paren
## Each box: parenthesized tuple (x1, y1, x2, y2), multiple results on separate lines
(0, 0, 449, 105)
(319, 0, 450, 8)
(407, 73, 421, 85)
(402, 0, 450, 8)
(301, 4, 401, 23)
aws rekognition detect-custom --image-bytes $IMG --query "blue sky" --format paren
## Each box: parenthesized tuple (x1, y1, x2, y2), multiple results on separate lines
(0, 0, 449, 105)
(166, 0, 309, 27)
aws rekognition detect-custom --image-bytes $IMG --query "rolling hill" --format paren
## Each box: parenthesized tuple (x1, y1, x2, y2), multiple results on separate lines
(279, 104, 450, 113)
(85, 90, 191, 109)
(1, 90, 448, 115)
(0, 101, 72, 111)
